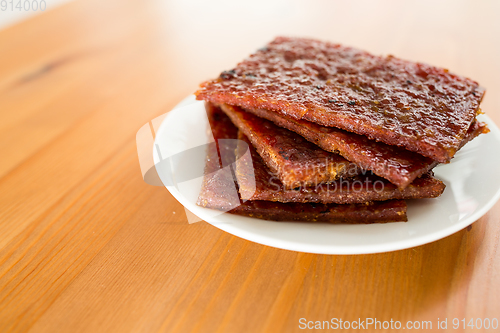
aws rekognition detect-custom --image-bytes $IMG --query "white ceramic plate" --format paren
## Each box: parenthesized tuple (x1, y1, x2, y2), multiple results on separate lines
(154, 96, 500, 254)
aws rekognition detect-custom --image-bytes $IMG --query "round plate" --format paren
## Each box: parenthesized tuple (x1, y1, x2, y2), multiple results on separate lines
(154, 96, 500, 254)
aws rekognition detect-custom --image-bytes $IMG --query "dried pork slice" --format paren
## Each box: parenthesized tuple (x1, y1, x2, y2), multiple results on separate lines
(196, 103, 240, 211)
(220, 103, 360, 189)
(228, 200, 408, 223)
(239, 105, 487, 188)
(462, 120, 489, 145)
(197, 104, 407, 223)
(196, 36, 485, 163)
(235, 131, 445, 204)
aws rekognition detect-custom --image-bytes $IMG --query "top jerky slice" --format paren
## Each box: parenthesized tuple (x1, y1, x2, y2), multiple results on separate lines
(196, 36, 485, 163)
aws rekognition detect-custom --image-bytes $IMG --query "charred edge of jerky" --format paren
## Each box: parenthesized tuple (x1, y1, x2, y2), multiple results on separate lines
(220, 69, 236, 80)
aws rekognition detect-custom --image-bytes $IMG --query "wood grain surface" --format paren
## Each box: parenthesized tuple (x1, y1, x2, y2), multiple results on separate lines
(1, 0, 499, 332)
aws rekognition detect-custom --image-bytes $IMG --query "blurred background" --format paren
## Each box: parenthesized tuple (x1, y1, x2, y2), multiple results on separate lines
(0, 0, 69, 29)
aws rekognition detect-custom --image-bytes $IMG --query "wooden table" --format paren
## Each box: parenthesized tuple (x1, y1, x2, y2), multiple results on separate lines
(1, 0, 499, 332)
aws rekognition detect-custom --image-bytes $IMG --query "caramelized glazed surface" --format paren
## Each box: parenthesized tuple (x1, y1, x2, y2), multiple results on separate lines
(220, 103, 359, 189)
(236, 132, 445, 204)
(196, 37, 485, 162)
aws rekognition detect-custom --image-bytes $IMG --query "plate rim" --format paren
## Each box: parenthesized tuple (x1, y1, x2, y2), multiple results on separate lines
(155, 96, 500, 254)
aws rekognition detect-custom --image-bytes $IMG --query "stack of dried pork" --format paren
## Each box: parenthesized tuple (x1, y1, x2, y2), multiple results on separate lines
(194, 37, 488, 224)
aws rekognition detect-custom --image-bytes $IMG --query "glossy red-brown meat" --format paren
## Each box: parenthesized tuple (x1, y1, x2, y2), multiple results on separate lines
(461, 120, 490, 145)
(239, 105, 487, 188)
(196, 36, 485, 162)
(228, 200, 407, 223)
(220, 103, 360, 189)
(236, 131, 445, 204)
(197, 104, 408, 223)
(238, 104, 435, 188)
